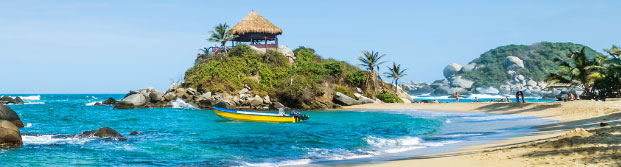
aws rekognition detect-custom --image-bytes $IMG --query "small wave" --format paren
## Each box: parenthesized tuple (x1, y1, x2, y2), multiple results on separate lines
(461, 114, 532, 121)
(242, 159, 312, 167)
(171, 98, 196, 109)
(24, 102, 45, 104)
(435, 133, 483, 138)
(17, 95, 41, 100)
(85, 101, 100, 106)
(365, 136, 461, 154)
(24, 123, 32, 128)
(21, 135, 93, 145)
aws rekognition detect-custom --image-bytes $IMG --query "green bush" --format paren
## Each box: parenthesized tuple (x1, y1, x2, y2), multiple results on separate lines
(229, 44, 256, 57)
(346, 71, 367, 87)
(376, 92, 403, 103)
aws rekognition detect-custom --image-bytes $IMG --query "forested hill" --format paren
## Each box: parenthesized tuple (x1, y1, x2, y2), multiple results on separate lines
(460, 42, 605, 88)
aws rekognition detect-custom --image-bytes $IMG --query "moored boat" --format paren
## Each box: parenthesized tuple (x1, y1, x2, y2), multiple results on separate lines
(212, 107, 309, 123)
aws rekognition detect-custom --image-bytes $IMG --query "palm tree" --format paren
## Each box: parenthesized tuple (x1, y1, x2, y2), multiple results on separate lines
(384, 62, 408, 93)
(357, 50, 386, 97)
(545, 47, 604, 97)
(208, 23, 234, 53)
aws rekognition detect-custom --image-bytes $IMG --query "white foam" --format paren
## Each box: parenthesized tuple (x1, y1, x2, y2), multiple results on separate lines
(171, 98, 197, 109)
(23, 102, 44, 104)
(21, 135, 93, 145)
(461, 114, 529, 121)
(365, 136, 461, 154)
(242, 159, 312, 167)
(85, 101, 99, 106)
(18, 95, 40, 100)
(24, 123, 32, 128)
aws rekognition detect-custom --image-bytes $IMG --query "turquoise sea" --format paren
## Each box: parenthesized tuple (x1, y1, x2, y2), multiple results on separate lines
(1, 94, 554, 166)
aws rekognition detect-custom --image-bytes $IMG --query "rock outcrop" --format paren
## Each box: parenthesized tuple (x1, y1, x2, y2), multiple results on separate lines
(0, 120, 22, 146)
(0, 104, 24, 128)
(78, 127, 123, 138)
(0, 96, 23, 105)
(443, 63, 462, 79)
(333, 92, 359, 106)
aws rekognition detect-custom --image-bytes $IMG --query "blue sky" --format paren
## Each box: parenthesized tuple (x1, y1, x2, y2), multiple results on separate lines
(1, 0, 619, 94)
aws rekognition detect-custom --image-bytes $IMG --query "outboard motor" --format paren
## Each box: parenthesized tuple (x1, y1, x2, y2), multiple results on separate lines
(290, 111, 309, 121)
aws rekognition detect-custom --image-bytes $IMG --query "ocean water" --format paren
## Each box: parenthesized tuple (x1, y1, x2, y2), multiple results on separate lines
(412, 94, 557, 103)
(1, 94, 554, 166)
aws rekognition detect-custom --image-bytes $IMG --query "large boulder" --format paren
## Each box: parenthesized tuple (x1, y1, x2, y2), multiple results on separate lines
(249, 95, 264, 107)
(13, 97, 24, 104)
(0, 104, 24, 128)
(443, 63, 462, 79)
(433, 86, 450, 95)
(450, 76, 474, 89)
(115, 94, 146, 109)
(475, 87, 500, 94)
(163, 92, 177, 101)
(461, 63, 476, 73)
(504, 56, 524, 70)
(149, 92, 164, 102)
(0, 96, 15, 104)
(270, 102, 285, 110)
(278, 46, 296, 63)
(333, 92, 359, 106)
(430, 79, 449, 89)
(0, 120, 22, 146)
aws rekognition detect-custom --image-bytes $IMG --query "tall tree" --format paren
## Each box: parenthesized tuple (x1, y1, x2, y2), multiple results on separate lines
(357, 50, 386, 97)
(384, 62, 408, 93)
(593, 45, 621, 99)
(208, 23, 234, 53)
(545, 47, 604, 98)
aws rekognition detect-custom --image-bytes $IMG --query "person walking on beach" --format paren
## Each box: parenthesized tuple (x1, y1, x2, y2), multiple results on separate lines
(520, 91, 526, 103)
(454, 92, 460, 103)
(515, 91, 521, 103)
(474, 97, 479, 102)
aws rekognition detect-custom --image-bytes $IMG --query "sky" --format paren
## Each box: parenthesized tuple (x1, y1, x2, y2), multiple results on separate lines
(1, 0, 619, 94)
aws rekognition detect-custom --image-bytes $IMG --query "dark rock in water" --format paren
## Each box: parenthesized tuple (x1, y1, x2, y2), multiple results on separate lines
(117, 137, 127, 141)
(0, 120, 22, 146)
(94, 102, 103, 106)
(94, 127, 122, 138)
(600, 122, 609, 127)
(333, 92, 359, 106)
(0, 96, 15, 104)
(13, 97, 24, 104)
(0, 104, 24, 128)
(101, 98, 118, 105)
(78, 127, 123, 138)
(130, 131, 139, 135)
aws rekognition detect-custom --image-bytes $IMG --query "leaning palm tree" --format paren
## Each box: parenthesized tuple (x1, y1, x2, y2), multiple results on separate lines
(208, 23, 235, 53)
(357, 50, 386, 97)
(384, 62, 408, 93)
(545, 47, 604, 98)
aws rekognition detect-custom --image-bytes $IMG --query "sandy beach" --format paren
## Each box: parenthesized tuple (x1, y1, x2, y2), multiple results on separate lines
(342, 101, 621, 167)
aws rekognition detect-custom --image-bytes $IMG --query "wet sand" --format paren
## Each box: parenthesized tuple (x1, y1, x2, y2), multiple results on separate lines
(341, 101, 621, 167)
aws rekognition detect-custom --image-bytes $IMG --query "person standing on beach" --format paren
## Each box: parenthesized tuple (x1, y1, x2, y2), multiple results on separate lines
(474, 97, 479, 102)
(515, 91, 521, 103)
(519, 91, 526, 103)
(454, 92, 460, 103)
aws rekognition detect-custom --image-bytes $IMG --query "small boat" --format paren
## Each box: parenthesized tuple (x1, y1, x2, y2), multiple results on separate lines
(212, 106, 309, 123)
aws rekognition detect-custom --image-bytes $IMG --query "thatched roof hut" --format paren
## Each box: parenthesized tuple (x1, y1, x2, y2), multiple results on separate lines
(230, 10, 282, 48)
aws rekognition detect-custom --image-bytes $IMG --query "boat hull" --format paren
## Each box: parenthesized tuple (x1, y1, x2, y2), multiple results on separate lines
(213, 108, 297, 123)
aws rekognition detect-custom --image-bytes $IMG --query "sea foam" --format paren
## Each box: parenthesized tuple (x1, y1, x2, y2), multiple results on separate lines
(21, 135, 93, 145)
(171, 98, 197, 109)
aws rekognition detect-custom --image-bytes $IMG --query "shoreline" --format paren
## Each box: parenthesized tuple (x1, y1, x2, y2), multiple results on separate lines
(338, 101, 621, 167)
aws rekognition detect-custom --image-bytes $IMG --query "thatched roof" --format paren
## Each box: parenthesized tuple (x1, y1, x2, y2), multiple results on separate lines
(229, 11, 282, 35)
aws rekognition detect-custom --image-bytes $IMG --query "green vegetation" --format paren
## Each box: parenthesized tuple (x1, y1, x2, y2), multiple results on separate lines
(376, 92, 403, 103)
(184, 44, 374, 108)
(460, 42, 605, 88)
(357, 50, 386, 97)
(384, 62, 407, 92)
(593, 45, 621, 99)
(208, 23, 234, 50)
(545, 47, 604, 97)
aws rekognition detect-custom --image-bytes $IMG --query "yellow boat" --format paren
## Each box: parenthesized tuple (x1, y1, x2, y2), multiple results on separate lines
(212, 107, 308, 123)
